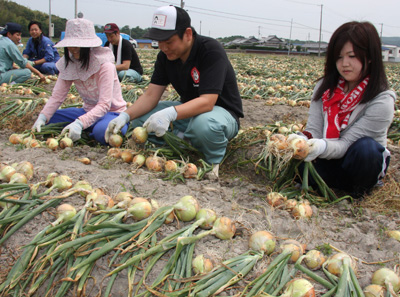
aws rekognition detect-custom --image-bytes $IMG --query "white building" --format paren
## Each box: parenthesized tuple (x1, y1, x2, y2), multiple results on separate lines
(382, 45, 400, 62)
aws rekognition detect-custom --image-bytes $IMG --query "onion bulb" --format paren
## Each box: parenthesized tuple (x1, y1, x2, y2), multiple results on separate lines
(46, 138, 59, 151)
(107, 148, 121, 158)
(195, 208, 217, 229)
(12, 161, 34, 180)
(280, 239, 306, 263)
(45, 172, 59, 187)
(266, 192, 287, 208)
(165, 160, 179, 173)
(86, 188, 105, 203)
(285, 199, 298, 211)
(9, 173, 28, 184)
(120, 150, 134, 163)
(386, 230, 400, 242)
(132, 127, 148, 144)
(164, 211, 175, 224)
(192, 254, 213, 275)
(278, 126, 290, 134)
(0, 165, 16, 182)
(281, 278, 315, 297)
(91, 194, 114, 210)
(52, 175, 73, 192)
(291, 200, 313, 219)
(325, 253, 357, 277)
(183, 163, 198, 179)
(371, 268, 400, 292)
(364, 284, 386, 297)
(288, 137, 310, 160)
(269, 133, 288, 151)
(77, 157, 91, 165)
(212, 217, 236, 240)
(174, 195, 200, 222)
(109, 134, 123, 148)
(304, 250, 326, 270)
(9, 133, 24, 144)
(132, 154, 146, 168)
(52, 204, 77, 226)
(248, 230, 276, 255)
(114, 192, 133, 209)
(146, 156, 164, 172)
(72, 180, 93, 197)
(128, 197, 152, 220)
(59, 136, 73, 149)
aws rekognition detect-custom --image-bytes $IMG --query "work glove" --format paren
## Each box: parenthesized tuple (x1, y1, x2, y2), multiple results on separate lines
(32, 114, 47, 132)
(304, 138, 327, 162)
(104, 112, 130, 143)
(286, 132, 308, 143)
(143, 106, 177, 137)
(62, 119, 83, 142)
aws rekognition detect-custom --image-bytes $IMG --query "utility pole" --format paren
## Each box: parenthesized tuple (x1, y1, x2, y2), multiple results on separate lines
(258, 26, 261, 39)
(200, 20, 202, 34)
(318, 4, 323, 57)
(48, 0, 51, 38)
(288, 18, 293, 56)
(180, 0, 184, 8)
(75, 0, 78, 18)
(380, 23, 383, 38)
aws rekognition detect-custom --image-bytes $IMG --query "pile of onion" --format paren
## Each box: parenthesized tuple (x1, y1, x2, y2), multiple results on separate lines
(248, 230, 276, 255)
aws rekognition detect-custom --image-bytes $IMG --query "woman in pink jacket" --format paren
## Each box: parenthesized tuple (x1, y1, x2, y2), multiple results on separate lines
(32, 18, 127, 144)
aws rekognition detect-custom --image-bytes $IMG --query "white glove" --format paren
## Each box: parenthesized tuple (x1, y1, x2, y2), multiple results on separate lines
(105, 112, 130, 143)
(287, 132, 308, 143)
(32, 114, 47, 132)
(62, 119, 83, 142)
(143, 106, 177, 137)
(304, 139, 327, 162)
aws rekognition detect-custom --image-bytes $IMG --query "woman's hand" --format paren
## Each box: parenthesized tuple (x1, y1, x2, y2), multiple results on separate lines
(32, 114, 47, 132)
(304, 139, 327, 162)
(62, 119, 83, 141)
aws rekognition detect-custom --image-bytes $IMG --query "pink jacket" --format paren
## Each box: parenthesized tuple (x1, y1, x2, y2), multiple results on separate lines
(41, 47, 126, 129)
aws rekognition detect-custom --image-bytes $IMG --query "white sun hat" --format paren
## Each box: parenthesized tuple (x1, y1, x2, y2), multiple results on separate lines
(55, 18, 102, 48)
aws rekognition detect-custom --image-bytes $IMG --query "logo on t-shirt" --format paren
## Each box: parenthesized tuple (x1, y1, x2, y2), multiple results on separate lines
(191, 67, 200, 85)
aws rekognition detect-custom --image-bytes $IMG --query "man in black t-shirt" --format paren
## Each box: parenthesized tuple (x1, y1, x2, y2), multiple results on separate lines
(104, 23, 143, 82)
(105, 6, 243, 178)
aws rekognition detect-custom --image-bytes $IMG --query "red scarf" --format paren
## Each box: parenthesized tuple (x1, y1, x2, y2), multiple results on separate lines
(322, 76, 369, 139)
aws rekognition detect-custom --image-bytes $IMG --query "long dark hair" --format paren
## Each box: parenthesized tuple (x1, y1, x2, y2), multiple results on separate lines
(64, 47, 91, 71)
(314, 21, 388, 103)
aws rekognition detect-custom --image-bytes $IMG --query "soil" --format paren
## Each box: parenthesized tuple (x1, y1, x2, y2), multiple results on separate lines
(1, 91, 400, 296)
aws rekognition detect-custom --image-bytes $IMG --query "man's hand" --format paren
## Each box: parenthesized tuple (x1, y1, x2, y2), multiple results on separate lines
(304, 139, 327, 162)
(105, 112, 130, 143)
(143, 106, 177, 137)
(62, 119, 83, 141)
(32, 114, 47, 132)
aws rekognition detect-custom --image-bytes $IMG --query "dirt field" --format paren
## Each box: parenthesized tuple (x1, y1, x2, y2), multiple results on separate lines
(1, 85, 400, 296)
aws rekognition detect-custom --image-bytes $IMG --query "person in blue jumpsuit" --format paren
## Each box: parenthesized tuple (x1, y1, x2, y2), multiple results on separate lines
(23, 21, 60, 75)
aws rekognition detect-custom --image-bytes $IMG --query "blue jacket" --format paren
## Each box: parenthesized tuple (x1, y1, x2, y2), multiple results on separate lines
(23, 35, 60, 62)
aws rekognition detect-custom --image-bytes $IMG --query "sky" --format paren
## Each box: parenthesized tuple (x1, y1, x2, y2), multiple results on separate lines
(8, 0, 400, 42)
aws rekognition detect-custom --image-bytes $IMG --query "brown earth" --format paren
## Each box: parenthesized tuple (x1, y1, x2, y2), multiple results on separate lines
(1, 93, 400, 296)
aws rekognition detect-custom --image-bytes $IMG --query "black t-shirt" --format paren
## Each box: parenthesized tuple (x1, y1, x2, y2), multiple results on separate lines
(150, 34, 243, 125)
(105, 38, 143, 75)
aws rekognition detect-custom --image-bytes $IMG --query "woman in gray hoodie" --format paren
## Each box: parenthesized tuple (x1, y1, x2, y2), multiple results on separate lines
(290, 21, 395, 197)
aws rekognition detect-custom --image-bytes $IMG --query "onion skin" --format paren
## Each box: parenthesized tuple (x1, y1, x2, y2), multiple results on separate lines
(304, 250, 326, 270)
(0, 165, 17, 182)
(266, 192, 287, 208)
(107, 148, 121, 158)
(72, 180, 93, 197)
(183, 163, 198, 179)
(174, 195, 200, 222)
(120, 150, 134, 163)
(280, 239, 306, 263)
(53, 204, 77, 226)
(132, 127, 148, 144)
(132, 154, 146, 168)
(77, 157, 91, 165)
(9, 134, 24, 144)
(109, 134, 123, 148)
(291, 200, 313, 219)
(196, 208, 217, 229)
(128, 197, 152, 220)
(145, 156, 164, 172)
(269, 133, 288, 151)
(192, 254, 213, 275)
(285, 199, 298, 211)
(249, 230, 276, 255)
(46, 138, 59, 151)
(165, 160, 179, 173)
(12, 161, 34, 180)
(289, 138, 310, 160)
(371, 268, 400, 292)
(59, 136, 73, 149)
(9, 172, 28, 184)
(164, 211, 175, 224)
(281, 278, 315, 297)
(364, 284, 386, 297)
(386, 230, 400, 242)
(325, 253, 357, 277)
(212, 217, 236, 240)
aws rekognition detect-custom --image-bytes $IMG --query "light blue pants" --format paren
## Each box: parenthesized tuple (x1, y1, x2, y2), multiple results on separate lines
(0, 68, 31, 84)
(118, 69, 142, 83)
(48, 108, 129, 145)
(131, 102, 239, 164)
